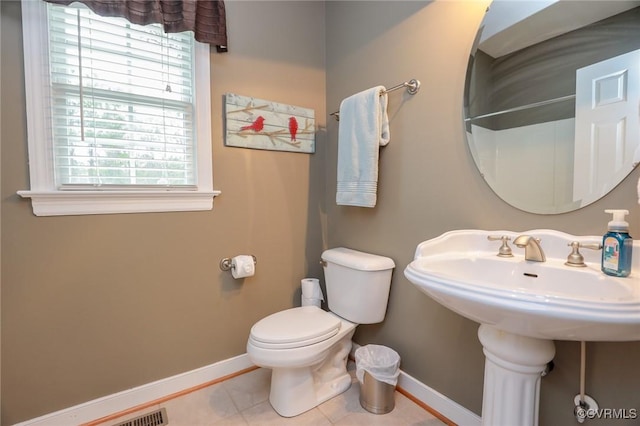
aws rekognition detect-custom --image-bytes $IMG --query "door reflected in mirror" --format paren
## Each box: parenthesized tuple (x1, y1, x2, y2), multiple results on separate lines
(464, 1, 640, 214)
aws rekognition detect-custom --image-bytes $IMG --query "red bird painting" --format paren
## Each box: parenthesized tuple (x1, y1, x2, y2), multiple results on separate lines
(225, 93, 315, 152)
(241, 116, 265, 132)
(288, 117, 298, 142)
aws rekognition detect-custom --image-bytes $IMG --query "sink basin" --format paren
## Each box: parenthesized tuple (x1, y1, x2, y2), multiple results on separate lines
(404, 229, 640, 341)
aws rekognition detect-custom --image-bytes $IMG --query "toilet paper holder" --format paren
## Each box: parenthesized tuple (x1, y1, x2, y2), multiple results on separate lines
(219, 255, 257, 272)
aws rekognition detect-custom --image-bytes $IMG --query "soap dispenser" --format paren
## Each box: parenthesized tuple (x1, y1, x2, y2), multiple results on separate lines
(601, 209, 633, 277)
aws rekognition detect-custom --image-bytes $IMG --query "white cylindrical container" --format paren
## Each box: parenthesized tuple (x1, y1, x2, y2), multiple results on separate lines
(301, 278, 323, 307)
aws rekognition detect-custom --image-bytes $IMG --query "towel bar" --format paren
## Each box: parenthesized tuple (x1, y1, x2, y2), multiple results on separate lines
(329, 79, 420, 121)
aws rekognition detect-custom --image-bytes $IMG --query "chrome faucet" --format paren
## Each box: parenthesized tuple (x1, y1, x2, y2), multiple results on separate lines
(513, 235, 546, 262)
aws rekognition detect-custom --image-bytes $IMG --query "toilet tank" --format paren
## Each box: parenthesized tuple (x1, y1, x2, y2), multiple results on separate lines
(321, 248, 395, 324)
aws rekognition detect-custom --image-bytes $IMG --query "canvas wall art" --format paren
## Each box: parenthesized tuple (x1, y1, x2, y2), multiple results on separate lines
(225, 93, 315, 153)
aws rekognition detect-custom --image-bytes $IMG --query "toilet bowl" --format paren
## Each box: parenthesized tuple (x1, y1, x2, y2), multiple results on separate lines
(247, 306, 356, 417)
(246, 248, 395, 418)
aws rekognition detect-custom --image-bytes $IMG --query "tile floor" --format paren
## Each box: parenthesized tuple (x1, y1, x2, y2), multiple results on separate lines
(102, 363, 446, 426)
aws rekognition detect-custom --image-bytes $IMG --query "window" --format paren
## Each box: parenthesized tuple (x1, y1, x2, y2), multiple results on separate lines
(18, 0, 219, 216)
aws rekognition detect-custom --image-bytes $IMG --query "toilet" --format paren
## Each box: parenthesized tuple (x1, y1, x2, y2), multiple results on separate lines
(246, 247, 395, 417)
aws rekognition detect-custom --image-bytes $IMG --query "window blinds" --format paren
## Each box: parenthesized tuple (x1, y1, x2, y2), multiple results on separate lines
(47, 4, 197, 188)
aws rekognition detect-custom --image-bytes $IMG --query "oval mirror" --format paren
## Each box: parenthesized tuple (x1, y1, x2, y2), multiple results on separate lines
(464, 1, 640, 214)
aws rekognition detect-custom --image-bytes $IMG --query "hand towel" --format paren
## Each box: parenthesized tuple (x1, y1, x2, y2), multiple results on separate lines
(336, 86, 389, 208)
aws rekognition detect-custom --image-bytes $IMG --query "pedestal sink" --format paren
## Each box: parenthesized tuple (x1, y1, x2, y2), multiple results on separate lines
(404, 229, 640, 426)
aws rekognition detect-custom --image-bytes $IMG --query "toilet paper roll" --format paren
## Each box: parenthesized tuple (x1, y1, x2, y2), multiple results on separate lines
(301, 278, 324, 300)
(301, 296, 322, 308)
(231, 255, 255, 279)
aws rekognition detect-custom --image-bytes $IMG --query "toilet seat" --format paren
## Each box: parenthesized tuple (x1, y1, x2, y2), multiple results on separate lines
(250, 306, 341, 350)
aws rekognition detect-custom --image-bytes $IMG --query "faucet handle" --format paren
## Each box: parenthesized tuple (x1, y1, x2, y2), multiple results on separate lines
(487, 235, 514, 257)
(565, 241, 602, 267)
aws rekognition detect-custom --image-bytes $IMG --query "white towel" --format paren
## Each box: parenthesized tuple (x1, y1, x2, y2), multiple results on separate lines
(336, 86, 390, 208)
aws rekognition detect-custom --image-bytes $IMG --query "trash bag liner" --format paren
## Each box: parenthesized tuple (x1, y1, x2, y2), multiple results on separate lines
(355, 344, 400, 386)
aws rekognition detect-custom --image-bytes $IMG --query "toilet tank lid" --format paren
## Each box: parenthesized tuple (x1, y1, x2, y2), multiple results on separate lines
(321, 247, 395, 271)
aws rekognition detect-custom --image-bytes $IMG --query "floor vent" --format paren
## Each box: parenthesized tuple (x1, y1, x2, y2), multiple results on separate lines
(113, 408, 168, 426)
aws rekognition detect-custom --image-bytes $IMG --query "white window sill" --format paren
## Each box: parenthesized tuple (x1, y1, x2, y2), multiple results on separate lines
(17, 190, 222, 216)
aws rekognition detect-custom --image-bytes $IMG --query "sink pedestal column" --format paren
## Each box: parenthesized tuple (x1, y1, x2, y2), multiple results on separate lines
(478, 325, 555, 426)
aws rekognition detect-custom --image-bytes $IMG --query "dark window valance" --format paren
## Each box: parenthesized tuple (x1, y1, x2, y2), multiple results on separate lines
(43, 0, 228, 51)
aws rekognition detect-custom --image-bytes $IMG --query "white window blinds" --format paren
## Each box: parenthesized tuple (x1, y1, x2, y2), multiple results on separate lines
(47, 4, 197, 188)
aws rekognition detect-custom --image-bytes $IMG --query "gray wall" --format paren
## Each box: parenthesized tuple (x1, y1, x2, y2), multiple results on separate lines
(325, 2, 640, 425)
(1, 1, 326, 424)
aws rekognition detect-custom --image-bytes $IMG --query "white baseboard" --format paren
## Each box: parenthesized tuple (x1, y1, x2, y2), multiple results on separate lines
(17, 349, 480, 426)
(351, 343, 481, 426)
(398, 370, 481, 426)
(14, 354, 254, 426)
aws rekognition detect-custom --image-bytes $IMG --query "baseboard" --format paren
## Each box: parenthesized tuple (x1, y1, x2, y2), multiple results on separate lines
(14, 354, 254, 426)
(17, 348, 481, 426)
(397, 370, 481, 426)
(351, 343, 481, 426)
